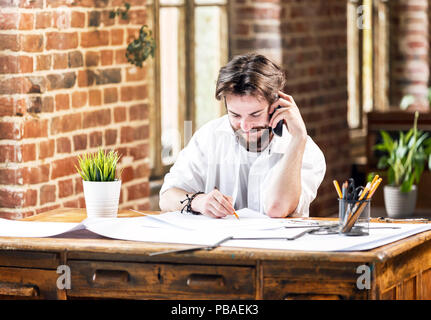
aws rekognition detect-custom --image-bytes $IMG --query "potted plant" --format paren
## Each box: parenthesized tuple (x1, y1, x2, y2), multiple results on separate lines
(374, 111, 431, 217)
(75, 149, 123, 218)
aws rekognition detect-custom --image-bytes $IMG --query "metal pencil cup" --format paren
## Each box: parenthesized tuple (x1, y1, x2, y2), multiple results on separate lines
(338, 198, 370, 236)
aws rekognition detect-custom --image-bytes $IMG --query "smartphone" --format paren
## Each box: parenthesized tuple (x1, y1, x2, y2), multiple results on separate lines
(269, 106, 284, 137)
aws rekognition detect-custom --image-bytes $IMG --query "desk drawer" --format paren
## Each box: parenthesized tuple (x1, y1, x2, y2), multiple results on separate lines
(68, 260, 255, 299)
(0, 267, 60, 299)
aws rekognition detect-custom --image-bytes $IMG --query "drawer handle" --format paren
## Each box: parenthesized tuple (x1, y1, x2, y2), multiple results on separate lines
(0, 282, 39, 297)
(186, 274, 225, 288)
(92, 270, 130, 284)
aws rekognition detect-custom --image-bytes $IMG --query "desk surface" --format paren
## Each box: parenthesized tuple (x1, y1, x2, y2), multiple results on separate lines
(0, 208, 426, 264)
(1, 208, 431, 300)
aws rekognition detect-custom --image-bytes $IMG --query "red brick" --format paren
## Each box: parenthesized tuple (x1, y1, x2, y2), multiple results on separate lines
(127, 182, 149, 201)
(104, 87, 118, 104)
(71, 11, 85, 28)
(120, 126, 134, 143)
(114, 106, 126, 123)
(35, 204, 61, 215)
(39, 139, 55, 160)
(82, 109, 111, 128)
(58, 179, 73, 198)
(0, 189, 24, 208)
(115, 48, 128, 64)
(19, 13, 34, 30)
(0, 145, 19, 163)
(133, 162, 150, 179)
(121, 166, 134, 183)
(51, 157, 78, 180)
(129, 143, 149, 160)
(51, 113, 82, 134)
(81, 30, 109, 47)
(24, 189, 37, 206)
(20, 34, 43, 52)
(0, 211, 34, 220)
(21, 143, 36, 162)
(0, 168, 22, 185)
(36, 11, 52, 29)
(105, 129, 118, 145)
(53, 53, 68, 69)
(126, 67, 146, 82)
(89, 131, 103, 148)
(71, 91, 87, 108)
(85, 51, 99, 67)
(73, 133, 87, 151)
(21, 164, 50, 184)
(129, 103, 148, 121)
(100, 50, 113, 65)
(56, 136, 72, 153)
(0, 97, 14, 117)
(0, 121, 20, 140)
(40, 184, 56, 205)
(0, 77, 33, 94)
(53, 10, 71, 29)
(111, 29, 124, 45)
(36, 54, 52, 71)
(74, 177, 83, 194)
(0, 56, 33, 74)
(89, 90, 102, 106)
(0, 34, 20, 52)
(55, 93, 70, 111)
(0, 12, 19, 29)
(46, 32, 78, 50)
(22, 119, 48, 138)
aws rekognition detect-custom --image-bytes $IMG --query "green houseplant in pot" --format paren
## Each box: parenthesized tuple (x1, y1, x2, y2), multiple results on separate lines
(374, 111, 431, 218)
(75, 149, 123, 218)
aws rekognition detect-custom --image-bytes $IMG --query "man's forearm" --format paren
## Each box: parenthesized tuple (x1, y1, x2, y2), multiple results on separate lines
(264, 136, 306, 217)
(159, 187, 193, 212)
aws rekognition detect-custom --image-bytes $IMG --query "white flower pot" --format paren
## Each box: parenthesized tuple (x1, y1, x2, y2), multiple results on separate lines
(383, 185, 417, 218)
(82, 180, 121, 218)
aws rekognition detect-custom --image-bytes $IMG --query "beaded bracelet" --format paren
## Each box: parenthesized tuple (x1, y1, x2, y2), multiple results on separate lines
(180, 192, 204, 215)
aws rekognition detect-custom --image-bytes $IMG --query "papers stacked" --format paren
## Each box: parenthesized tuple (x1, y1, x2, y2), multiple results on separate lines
(0, 208, 430, 252)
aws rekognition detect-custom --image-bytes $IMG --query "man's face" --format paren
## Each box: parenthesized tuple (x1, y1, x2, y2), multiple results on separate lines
(225, 94, 274, 152)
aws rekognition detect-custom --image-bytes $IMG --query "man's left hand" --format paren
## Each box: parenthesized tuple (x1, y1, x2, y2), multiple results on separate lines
(268, 91, 307, 140)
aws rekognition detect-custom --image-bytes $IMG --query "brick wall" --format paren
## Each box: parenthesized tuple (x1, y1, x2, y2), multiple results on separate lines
(230, 0, 350, 217)
(0, 0, 151, 219)
(389, 0, 430, 107)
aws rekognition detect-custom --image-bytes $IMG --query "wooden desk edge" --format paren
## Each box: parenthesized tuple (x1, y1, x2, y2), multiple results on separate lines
(3, 207, 429, 263)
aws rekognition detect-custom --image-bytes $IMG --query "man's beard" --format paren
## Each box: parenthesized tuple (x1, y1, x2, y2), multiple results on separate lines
(233, 126, 274, 153)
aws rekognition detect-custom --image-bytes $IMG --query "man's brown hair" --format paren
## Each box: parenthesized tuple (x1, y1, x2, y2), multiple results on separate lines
(215, 53, 286, 105)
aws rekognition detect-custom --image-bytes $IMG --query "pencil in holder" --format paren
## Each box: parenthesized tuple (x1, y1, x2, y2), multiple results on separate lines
(338, 198, 370, 236)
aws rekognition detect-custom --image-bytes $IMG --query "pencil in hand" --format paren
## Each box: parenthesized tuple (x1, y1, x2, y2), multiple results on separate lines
(233, 211, 240, 220)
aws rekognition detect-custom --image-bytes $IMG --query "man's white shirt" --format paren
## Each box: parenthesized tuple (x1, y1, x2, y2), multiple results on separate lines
(160, 115, 326, 217)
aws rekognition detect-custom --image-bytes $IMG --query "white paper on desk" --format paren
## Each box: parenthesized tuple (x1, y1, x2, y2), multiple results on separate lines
(0, 218, 84, 237)
(83, 217, 232, 245)
(222, 222, 431, 251)
(144, 208, 295, 231)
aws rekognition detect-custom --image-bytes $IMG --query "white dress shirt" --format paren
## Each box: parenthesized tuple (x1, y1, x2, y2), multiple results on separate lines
(160, 115, 326, 217)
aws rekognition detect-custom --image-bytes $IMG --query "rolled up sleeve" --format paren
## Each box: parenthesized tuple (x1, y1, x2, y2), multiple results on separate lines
(160, 131, 208, 196)
(290, 138, 326, 217)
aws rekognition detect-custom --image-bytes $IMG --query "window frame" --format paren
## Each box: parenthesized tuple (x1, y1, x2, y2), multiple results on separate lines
(149, 0, 229, 180)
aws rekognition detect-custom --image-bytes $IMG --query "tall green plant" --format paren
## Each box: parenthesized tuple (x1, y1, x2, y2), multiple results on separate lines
(374, 111, 431, 192)
(75, 149, 123, 182)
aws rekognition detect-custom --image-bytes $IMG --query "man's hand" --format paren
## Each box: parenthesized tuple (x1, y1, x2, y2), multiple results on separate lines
(268, 91, 307, 140)
(191, 189, 235, 218)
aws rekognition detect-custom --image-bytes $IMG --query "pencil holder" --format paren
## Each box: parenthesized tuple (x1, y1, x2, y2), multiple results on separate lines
(338, 198, 370, 236)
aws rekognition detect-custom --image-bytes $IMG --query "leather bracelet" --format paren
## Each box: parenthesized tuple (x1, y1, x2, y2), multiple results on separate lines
(180, 192, 204, 215)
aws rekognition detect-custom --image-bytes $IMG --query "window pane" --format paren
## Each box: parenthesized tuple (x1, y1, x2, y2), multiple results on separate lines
(194, 6, 227, 129)
(160, 7, 183, 165)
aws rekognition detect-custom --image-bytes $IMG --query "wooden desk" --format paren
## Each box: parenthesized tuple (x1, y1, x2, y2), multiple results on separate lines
(0, 208, 431, 300)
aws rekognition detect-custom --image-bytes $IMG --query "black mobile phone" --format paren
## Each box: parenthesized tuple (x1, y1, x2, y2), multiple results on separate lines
(269, 105, 284, 137)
